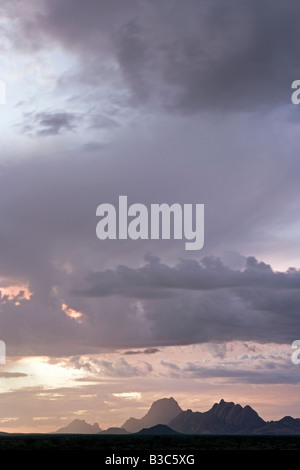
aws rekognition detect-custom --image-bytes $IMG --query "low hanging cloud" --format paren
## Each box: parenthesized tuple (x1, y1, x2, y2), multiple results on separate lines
(20, 110, 81, 136)
(0, 372, 28, 378)
(0, 254, 299, 356)
(160, 353, 300, 385)
(74, 255, 300, 299)
(123, 348, 160, 355)
(67, 255, 300, 349)
(69, 356, 152, 377)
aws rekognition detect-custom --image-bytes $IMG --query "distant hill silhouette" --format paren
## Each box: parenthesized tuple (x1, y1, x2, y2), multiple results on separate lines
(255, 416, 300, 435)
(99, 427, 129, 435)
(122, 397, 182, 433)
(56, 419, 101, 434)
(135, 424, 182, 436)
(45, 397, 300, 436)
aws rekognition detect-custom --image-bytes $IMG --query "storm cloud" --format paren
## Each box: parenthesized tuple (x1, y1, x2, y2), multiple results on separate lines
(3, 0, 300, 112)
(1, 0, 300, 431)
(0, 253, 299, 356)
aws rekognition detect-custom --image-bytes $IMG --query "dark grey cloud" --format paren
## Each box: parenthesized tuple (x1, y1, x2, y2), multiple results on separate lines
(0, 372, 27, 378)
(19, 109, 118, 139)
(21, 110, 81, 136)
(69, 356, 152, 377)
(123, 348, 160, 355)
(74, 255, 300, 298)
(5, 0, 300, 112)
(160, 357, 300, 385)
(154, 0, 300, 112)
(97, 0, 300, 111)
(183, 363, 300, 385)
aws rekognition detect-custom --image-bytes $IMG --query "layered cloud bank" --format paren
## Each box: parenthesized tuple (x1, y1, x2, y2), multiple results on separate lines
(0, 253, 299, 356)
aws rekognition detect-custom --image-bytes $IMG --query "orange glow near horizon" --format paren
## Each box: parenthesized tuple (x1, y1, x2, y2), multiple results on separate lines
(0, 342, 299, 433)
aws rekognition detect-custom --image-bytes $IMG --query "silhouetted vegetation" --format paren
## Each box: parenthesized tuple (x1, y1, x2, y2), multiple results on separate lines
(1, 434, 300, 450)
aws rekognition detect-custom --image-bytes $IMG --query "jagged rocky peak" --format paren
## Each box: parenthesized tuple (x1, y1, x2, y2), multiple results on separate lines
(211, 399, 265, 429)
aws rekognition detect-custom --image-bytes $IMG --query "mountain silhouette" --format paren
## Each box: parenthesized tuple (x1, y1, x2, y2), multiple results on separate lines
(99, 427, 129, 435)
(169, 399, 266, 434)
(122, 397, 182, 433)
(255, 416, 300, 435)
(56, 419, 101, 434)
(48, 397, 300, 436)
(211, 399, 265, 431)
(135, 424, 182, 435)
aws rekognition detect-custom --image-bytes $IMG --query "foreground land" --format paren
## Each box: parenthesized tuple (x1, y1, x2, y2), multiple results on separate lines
(0, 434, 300, 451)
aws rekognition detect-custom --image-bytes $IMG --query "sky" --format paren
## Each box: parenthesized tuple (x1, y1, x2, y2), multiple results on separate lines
(1, 0, 300, 433)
